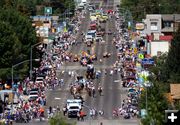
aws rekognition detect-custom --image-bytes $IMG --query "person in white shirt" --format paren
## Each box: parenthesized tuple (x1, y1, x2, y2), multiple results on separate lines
(90, 109, 93, 117)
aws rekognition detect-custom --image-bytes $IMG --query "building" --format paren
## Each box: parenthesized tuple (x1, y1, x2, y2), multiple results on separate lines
(31, 16, 59, 28)
(144, 14, 162, 35)
(30, 16, 59, 37)
(143, 14, 180, 56)
(143, 14, 180, 35)
(146, 33, 173, 56)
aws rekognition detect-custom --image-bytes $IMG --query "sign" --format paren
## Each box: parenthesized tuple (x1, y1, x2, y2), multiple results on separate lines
(136, 23, 145, 30)
(44, 7, 52, 15)
(138, 53, 144, 59)
(141, 109, 147, 119)
(134, 48, 138, 54)
(142, 58, 154, 65)
(150, 25, 158, 31)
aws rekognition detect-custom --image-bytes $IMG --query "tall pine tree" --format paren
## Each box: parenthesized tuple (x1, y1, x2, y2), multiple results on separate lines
(165, 25, 180, 82)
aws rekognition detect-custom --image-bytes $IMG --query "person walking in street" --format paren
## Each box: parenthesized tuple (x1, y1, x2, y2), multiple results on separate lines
(98, 86, 102, 96)
(77, 111, 80, 121)
(92, 86, 95, 98)
(80, 111, 85, 121)
(49, 106, 52, 114)
(59, 78, 64, 87)
(90, 109, 93, 118)
(88, 88, 91, 97)
(63, 106, 67, 116)
(92, 108, 96, 118)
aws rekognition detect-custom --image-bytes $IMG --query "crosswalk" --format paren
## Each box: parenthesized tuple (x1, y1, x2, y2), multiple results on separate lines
(56, 65, 116, 71)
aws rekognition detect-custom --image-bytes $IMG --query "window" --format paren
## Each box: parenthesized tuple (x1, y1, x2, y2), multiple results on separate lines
(69, 106, 79, 109)
(150, 22, 158, 31)
(163, 21, 171, 28)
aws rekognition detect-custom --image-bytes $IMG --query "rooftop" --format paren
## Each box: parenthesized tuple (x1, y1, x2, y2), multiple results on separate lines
(170, 84, 180, 100)
(162, 14, 180, 22)
(147, 35, 173, 42)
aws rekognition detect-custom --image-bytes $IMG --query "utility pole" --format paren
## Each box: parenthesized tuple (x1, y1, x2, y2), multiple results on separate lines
(173, 14, 175, 33)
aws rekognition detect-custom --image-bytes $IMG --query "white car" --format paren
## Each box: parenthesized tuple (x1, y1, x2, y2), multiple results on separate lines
(29, 90, 39, 96)
(66, 99, 82, 117)
(28, 95, 39, 101)
(85, 35, 93, 43)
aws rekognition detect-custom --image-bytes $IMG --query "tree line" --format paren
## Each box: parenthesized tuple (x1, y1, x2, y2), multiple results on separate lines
(121, 0, 180, 21)
(0, 0, 75, 81)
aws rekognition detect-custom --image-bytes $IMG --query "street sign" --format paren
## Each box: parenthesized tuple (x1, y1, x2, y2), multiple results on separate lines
(134, 48, 138, 54)
(142, 58, 154, 65)
(141, 109, 147, 119)
(44, 7, 52, 15)
(138, 53, 144, 59)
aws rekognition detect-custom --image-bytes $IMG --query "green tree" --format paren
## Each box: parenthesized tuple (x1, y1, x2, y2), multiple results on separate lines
(0, 8, 36, 60)
(121, 0, 180, 21)
(139, 82, 169, 125)
(0, 8, 37, 80)
(165, 25, 180, 83)
(0, 21, 21, 68)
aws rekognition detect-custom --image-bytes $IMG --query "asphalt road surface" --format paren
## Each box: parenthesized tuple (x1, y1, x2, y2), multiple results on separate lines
(15, 0, 139, 125)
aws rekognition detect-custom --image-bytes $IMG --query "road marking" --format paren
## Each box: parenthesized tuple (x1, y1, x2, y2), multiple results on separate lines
(114, 80, 121, 82)
(54, 97, 61, 100)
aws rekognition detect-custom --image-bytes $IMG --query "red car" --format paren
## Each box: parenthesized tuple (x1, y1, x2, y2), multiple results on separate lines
(90, 21, 97, 30)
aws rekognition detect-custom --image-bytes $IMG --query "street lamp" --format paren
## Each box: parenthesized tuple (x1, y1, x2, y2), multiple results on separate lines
(144, 81, 152, 115)
(12, 59, 40, 87)
(30, 42, 42, 80)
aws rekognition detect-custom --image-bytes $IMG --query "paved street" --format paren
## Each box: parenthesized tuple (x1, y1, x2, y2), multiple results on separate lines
(15, 0, 139, 125)
(77, 119, 139, 125)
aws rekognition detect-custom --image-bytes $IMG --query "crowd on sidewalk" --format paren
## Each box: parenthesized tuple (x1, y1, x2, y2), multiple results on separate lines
(110, 7, 142, 119)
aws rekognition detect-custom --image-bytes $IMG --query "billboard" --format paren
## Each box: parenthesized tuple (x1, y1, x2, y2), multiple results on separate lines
(142, 58, 154, 65)
(136, 23, 145, 30)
